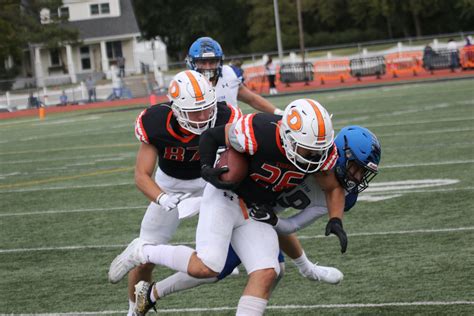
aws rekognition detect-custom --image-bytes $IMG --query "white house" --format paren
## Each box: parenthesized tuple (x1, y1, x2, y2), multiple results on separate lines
(15, 0, 167, 89)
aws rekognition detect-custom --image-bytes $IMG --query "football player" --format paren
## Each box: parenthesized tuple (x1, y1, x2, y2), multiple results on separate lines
(249, 125, 382, 271)
(107, 70, 242, 316)
(108, 99, 345, 315)
(186, 37, 283, 115)
(131, 125, 381, 315)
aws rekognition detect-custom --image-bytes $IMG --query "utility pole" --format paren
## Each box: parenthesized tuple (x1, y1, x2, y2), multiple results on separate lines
(296, 0, 307, 82)
(273, 0, 284, 64)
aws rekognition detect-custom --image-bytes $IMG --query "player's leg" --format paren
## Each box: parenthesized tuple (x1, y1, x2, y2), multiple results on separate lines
(133, 185, 241, 314)
(278, 233, 343, 284)
(232, 219, 281, 315)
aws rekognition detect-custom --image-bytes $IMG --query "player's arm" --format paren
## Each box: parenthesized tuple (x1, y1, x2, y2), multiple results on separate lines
(274, 206, 325, 234)
(134, 143, 182, 211)
(135, 143, 160, 201)
(314, 170, 348, 253)
(199, 124, 237, 190)
(238, 84, 282, 114)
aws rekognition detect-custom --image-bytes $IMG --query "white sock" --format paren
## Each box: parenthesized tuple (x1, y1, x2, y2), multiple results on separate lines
(127, 299, 135, 316)
(236, 295, 268, 316)
(150, 285, 158, 303)
(155, 272, 217, 299)
(142, 244, 194, 273)
(292, 251, 313, 273)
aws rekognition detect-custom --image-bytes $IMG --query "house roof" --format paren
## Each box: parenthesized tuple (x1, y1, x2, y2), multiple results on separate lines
(66, 0, 140, 40)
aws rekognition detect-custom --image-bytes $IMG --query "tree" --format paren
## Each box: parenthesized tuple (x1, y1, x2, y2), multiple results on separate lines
(0, 0, 78, 90)
(133, 0, 250, 61)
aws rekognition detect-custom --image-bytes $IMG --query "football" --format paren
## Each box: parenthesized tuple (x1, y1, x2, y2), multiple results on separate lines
(216, 147, 248, 183)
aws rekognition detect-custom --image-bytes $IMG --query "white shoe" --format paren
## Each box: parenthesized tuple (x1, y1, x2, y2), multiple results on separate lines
(300, 263, 344, 284)
(108, 238, 148, 284)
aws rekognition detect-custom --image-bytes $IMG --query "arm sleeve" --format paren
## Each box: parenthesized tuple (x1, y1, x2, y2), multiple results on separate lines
(227, 114, 258, 154)
(134, 109, 150, 144)
(199, 125, 227, 167)
(274, 206, 328, 235)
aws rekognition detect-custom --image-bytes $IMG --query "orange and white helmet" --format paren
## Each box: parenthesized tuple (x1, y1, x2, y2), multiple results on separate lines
(279, 98, 334, 173)
(168, 70, 217, 135)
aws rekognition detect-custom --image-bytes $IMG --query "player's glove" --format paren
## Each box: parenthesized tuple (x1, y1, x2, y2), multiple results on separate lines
(201, 165, 238, 190)
(248, 203, 278, 226)
(156, 193, 180, 211)
(325, 217, 348, 254)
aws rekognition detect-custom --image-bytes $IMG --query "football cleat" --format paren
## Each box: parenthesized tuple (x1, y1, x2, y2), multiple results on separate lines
(299, 263, 344, 284)
(134, 281, 157, 315)
(108, 238, 148, 284)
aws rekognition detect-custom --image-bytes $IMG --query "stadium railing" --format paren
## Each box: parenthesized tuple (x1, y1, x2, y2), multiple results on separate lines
(385, 51, 423, 78)
(279, 62, 314, 86)
(349, 56, 386, 80)
(313, 58, 351, 84)
(243, 65, 268, 93)
(422, 49, 460, 73)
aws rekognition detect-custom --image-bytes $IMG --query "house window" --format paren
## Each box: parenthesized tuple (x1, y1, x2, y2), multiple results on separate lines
(90, 4, 99, 15)
(80, 46, 91, 70)
(106, 41, 123, 60)
(100, 3, 110, 14)
(50, 49, 61, 66)
(59, 7, 69, 18)
(91, 3, 110, 16)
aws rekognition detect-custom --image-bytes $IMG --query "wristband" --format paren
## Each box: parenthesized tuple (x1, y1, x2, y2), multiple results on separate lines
(155, 192, 165, 205)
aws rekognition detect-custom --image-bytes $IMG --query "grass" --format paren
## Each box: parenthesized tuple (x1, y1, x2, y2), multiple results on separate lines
(0, 78, 473, 314)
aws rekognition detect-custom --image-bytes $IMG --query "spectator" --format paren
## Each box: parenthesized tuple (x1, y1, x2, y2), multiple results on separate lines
(28, 92, 41, 108)
(154, 66, 165, 92)
(265, 56, 278, 95)
(117, 56, 126, 78)
(59, 91, 68, 106)
(447, 39, 459, 70)
(422, 44, 434, 71)
(465, 36, 472, 47)
(86, 76, 96, 103)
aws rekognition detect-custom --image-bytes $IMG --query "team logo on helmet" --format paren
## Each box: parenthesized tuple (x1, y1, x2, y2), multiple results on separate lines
(287, 109, 302, 131)
(169, 80, 180, 99)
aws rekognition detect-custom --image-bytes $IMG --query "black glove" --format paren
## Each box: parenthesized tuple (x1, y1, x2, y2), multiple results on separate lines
(201, 165, 238, 190)
(325, 217, 348, 254)
(248, 203, 278, 226)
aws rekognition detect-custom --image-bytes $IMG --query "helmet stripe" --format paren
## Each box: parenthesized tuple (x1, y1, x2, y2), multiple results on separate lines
(306, 99, 326, 142)
(185, 71, 204, 102)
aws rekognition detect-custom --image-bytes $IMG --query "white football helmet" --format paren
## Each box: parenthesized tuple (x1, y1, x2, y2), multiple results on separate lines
(279, 98, 335, 173)
(168, 70, 217, 135)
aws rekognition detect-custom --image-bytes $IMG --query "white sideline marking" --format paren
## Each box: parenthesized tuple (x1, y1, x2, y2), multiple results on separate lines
(5, 301, 474, 315)
(1, 227, 472, 254)
(0, 205, 145, 217)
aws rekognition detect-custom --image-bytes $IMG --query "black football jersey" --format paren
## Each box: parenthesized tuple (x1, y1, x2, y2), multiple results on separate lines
(135, 101, 241, 180)
(229, 113, 337, 205)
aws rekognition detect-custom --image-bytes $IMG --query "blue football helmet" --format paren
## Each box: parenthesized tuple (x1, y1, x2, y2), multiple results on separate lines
(186, 37, 224, 83)
(335, 126, 381, 193)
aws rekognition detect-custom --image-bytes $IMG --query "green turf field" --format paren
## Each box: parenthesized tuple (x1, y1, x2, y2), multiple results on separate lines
(1, 79, 473, 315)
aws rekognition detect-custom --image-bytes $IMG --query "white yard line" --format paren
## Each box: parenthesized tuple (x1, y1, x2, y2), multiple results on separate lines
(4, 300, 474, 315)
(0, 181, 135, 193)
(0, 205, 146, 217)
(1, 226, 472, 254)
(0, 152, 135, 165)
